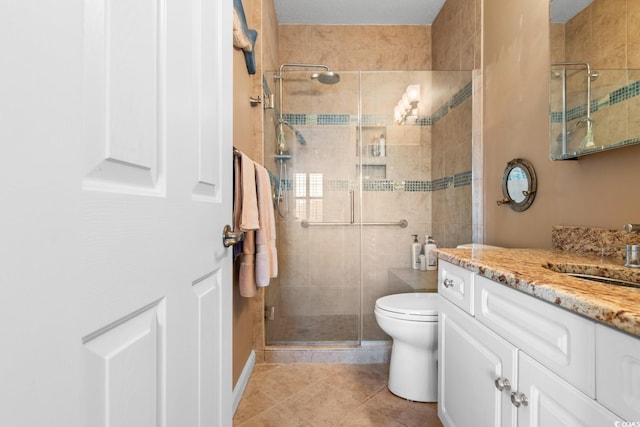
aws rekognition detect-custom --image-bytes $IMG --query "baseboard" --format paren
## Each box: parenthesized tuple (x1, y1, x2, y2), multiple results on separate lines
(232, 350, 255, 415)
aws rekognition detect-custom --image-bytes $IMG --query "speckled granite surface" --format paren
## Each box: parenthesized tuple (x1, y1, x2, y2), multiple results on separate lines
(435, 247, 640, 337)
(552, 225, 640, 259)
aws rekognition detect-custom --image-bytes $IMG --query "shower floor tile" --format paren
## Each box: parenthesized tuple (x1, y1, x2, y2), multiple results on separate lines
(267, 314, 388, 344)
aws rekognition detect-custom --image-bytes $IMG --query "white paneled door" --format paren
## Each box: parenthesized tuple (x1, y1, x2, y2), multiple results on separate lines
(0, 1, 233, 426)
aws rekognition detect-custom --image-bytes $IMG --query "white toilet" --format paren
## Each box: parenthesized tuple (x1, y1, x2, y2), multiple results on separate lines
(374, 292, 439, 402)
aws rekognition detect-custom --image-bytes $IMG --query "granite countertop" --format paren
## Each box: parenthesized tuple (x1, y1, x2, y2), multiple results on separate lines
(435, 248, 640, 337)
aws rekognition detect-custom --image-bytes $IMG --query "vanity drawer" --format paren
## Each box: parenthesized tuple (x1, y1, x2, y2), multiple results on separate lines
(596, 323, 640, 421)
(474, 275, 596, 397)
(438, 260, 475, 315)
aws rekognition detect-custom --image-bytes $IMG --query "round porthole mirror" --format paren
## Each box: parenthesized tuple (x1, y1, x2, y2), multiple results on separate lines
(497, 158, 537, 212)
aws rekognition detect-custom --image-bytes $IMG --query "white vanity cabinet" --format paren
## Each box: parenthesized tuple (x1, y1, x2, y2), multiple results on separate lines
(595, 323, 640, 421)
(438, 260, 623, 426)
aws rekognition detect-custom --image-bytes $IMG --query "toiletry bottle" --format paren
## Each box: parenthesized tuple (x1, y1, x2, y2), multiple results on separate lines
(372, 134, 380, 157)
(411, 235, 421, 269)
(419, 254, 427, 271)
(378, 133, 386, 157)
(425, 236, 438, 271)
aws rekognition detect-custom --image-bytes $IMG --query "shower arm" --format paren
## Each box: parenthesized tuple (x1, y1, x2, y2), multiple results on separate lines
(275, 63, 332, 139)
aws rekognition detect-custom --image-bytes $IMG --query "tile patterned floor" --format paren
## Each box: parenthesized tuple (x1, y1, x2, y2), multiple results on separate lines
(233, 363, 443, 427)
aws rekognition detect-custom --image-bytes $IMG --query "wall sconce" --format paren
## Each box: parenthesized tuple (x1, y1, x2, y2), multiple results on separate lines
(394, 84, 420, 125)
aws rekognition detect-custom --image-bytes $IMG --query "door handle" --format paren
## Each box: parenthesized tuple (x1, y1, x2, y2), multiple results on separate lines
(222, 225, 244, 247)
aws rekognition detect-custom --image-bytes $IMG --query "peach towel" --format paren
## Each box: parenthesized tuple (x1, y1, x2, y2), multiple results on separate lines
(234, 153, 259, 297)
(254, 163, 278, 286)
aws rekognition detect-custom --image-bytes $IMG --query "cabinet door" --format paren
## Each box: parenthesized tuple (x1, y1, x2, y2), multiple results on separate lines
(518, 353, 620, 427)
(596, 323, 640, 421)
(439, 297, 517, 427)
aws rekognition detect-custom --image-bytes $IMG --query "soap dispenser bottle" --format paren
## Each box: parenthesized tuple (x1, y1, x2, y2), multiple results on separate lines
(378, 133, 386, 157)
(411, 235, 421, 269)
(425, 236, 438, 271)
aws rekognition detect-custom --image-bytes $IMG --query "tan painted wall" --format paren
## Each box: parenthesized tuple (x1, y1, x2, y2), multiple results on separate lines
(232, 0, 279, 386)
(482, 0, 640, 249)
(278, 25, 431, 71)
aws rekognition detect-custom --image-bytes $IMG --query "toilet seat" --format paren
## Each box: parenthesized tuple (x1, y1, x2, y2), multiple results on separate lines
(375, 293, 438, 322)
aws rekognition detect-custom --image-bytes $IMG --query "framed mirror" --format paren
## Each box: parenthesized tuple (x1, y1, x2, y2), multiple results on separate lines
(497, 159, 537, 212)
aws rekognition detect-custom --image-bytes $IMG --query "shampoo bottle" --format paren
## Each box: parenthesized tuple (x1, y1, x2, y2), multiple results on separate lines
(425, 235, 438, 271)
(378, 134, 386, 157)
(411, 234, 421, 269)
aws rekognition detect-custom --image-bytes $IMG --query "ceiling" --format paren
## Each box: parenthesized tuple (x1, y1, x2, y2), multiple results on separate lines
(272, 0, 593, 25)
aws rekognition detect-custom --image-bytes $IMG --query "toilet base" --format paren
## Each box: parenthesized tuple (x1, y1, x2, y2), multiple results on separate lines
(387, 341, 438, 402)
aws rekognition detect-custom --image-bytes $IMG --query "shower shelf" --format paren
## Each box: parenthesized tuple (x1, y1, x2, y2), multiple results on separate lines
(301, 219, 408, 228)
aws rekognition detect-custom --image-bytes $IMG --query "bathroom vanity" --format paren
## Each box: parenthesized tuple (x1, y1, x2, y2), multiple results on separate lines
(435, 248, 640, 426)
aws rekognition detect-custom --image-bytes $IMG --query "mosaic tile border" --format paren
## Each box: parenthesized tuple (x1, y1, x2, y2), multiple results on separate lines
(551, 78, 640, 123)
(282, 81, 472, 128)
(269, 171, 472, 195)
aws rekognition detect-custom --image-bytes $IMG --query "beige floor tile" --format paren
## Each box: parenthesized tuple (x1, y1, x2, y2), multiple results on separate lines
(338, 404, 406, 427)
(236, 404, 313, 427)
(365, 388, 443, 427)
(322, 364, 388, 402)
(251, 364, 325, 402)
(233, 363, 443, 427)
(283, 381, 363, 427)
(233, 388, 278, 425)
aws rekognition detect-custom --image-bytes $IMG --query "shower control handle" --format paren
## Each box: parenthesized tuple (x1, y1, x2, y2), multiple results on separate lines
(443, 278, 454, 288)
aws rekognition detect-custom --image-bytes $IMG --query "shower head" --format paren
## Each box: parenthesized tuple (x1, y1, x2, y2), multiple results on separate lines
(310, 71, 340, 85)
(293, 128, 307, 145)
(280, 121, 307, 146)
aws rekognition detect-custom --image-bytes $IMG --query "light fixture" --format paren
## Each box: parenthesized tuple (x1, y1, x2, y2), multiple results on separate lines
(395, 84, 421, 125)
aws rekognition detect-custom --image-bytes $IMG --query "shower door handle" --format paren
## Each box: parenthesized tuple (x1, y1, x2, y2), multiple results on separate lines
(350, 190, 355, 224)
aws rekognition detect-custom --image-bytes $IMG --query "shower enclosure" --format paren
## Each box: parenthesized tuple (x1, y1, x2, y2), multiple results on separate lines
(262, 68, 472, 346)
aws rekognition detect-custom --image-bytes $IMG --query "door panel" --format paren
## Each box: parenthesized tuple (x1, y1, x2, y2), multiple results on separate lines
(82, 0, 165, 195)
(192, 270, 222, 426)
(0, 0, 233, 426)
(84, 300, 166, 427)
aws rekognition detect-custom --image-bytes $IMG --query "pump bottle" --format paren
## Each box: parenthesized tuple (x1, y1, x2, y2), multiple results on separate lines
(411, 235, 421, 269)
(425, 236, 438, 271)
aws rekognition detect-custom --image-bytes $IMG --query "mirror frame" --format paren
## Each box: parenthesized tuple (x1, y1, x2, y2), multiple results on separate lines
(497, 158, 537, 212)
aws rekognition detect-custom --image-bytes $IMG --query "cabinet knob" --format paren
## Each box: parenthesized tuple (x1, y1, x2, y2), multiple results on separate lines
(510, 391, 528, 407)
(443, 278, 454, 288)
(494, 377, 511, 391)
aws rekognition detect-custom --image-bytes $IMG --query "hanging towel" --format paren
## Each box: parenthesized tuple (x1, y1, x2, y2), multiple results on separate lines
(239, 230, 258, 297)
(254, 163, 278, 286)
(239, 153, 259, 231)
(233, 151, 259, 297)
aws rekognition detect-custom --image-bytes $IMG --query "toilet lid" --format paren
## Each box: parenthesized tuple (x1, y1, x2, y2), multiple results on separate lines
(375, 293, 439, 319)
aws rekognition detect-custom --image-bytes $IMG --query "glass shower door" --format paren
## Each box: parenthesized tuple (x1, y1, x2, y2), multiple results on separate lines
(265, 70, 362, 345)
